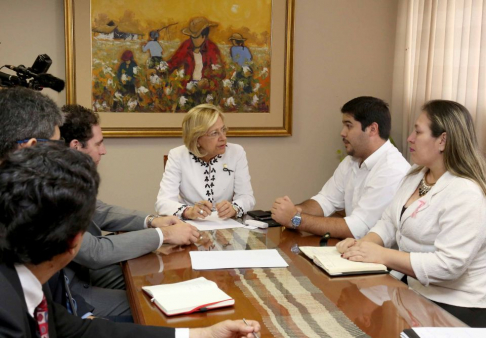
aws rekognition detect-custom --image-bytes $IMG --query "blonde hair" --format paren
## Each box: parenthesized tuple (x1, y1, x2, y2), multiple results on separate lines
(182, 104, 225, 157)
(409, 100, 486, 195)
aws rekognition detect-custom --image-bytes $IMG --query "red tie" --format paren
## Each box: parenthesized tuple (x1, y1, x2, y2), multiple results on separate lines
(34, 295, 49, 338)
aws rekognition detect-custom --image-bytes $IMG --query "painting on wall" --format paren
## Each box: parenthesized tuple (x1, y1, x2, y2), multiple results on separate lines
(91, 0, 272, 113)
(65, 0, 294, 137)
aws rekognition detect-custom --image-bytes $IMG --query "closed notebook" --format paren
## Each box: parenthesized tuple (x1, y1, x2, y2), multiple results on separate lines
(142, 277, 234, 316)
(299, 246, 388, 276)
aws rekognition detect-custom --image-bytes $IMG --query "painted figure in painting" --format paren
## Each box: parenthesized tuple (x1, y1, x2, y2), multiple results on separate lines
(229, 33, 252, 67)
(117, 50, 138, 94)
(142, 30, 163, 69)
(229, 32, 253, 94)
(166, 17, 226, 105)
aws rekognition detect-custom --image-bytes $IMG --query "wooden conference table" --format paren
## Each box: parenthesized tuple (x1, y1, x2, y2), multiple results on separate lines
(123, 227, 466, 338)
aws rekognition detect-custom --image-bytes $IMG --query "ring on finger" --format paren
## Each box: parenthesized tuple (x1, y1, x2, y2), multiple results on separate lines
(199, 209, 204, 215)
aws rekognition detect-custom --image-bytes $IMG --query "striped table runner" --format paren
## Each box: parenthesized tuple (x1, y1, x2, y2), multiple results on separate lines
(219, 229, 369, 338)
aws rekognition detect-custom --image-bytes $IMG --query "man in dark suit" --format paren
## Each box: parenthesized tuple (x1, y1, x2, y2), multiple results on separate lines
(0, 87, 199, 318)
(0, 143, 260, 338)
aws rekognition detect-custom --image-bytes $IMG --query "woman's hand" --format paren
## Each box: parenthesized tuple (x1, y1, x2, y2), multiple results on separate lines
(183, 200, 213, 220)
(216, 201, 237, 219)
(336, 238, 358, 254)
(341, 241, 386, 265)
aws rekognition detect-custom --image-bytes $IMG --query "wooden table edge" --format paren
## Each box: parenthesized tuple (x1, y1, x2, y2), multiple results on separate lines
(122, 261, 145, 325)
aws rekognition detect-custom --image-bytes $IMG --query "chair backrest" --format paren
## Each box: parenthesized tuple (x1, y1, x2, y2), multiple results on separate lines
(163, 155, 168, 170)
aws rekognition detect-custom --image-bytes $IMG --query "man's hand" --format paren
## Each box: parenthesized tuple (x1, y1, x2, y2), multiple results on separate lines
(216, 201, 236, 219)
(183, 200, 213, 220)
(151, 215, 183, 228)
(190, 319, 260, 338)
(271, 196, 298, 227)
(161, 222, 200, 245)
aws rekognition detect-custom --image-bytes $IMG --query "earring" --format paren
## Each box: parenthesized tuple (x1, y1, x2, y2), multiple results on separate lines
(197, 143, 201, 148)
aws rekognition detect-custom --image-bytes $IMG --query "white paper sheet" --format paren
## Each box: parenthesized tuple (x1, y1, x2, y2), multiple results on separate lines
(186, 211, 246, 230)
(401, 328, 486, 338)
(190, 249, 289, 270)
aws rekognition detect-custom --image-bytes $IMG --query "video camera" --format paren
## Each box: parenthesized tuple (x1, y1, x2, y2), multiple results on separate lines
(0, 54, 65, 92)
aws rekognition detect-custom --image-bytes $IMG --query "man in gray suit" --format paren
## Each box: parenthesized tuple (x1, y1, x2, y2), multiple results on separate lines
(0, 88, 200, 319)
(0, 141, 260, 338)
(60, 104, 200, 318)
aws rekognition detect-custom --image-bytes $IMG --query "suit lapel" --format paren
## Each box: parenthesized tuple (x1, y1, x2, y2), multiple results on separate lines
(396, 170, 425, 226)
(399, 170, 455, 225)
(0, 264, 36, 338)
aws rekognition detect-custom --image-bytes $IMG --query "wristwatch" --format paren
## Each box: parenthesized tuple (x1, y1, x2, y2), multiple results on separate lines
(290, 210, 302, 229)
(146, 214, 160, 228)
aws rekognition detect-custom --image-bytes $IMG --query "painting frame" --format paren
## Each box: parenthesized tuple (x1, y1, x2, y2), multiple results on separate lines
(64, 0, 294, 137)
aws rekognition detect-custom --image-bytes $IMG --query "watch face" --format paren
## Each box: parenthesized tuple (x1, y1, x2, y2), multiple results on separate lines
(292, 215, 302, 227)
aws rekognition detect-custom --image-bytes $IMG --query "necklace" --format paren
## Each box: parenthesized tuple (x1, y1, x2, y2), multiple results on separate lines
(418, 173, 435, 197)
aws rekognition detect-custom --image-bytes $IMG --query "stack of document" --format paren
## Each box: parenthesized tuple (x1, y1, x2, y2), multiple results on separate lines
(186, 211, 246, 231)
(190, 249, 288, 270)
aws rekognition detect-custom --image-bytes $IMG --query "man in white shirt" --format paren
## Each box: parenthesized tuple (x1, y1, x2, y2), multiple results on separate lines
(272, 96, 410, 239)
(0, 142, 260, 338)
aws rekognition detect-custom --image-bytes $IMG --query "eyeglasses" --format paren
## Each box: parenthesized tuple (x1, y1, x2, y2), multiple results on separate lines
(17, 137, 66, 145)
(205, 126, 228, 138)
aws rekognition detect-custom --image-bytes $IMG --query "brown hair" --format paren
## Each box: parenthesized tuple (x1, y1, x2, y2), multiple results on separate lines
(409, 100, 486, 195)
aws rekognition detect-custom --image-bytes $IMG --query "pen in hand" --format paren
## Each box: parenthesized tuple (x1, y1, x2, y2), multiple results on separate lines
(242, 318, 260, 338)
(195, 201, 216, 212)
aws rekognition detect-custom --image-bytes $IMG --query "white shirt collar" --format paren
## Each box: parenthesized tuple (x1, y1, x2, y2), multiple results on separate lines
(360, 140, 393, 170)
(14, 264, 43, 317)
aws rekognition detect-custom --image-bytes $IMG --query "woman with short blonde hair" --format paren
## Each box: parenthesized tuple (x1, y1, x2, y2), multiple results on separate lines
(182, 104, 225, 157)
(156, 104, 255, 220)
(338, 100, 486, 327)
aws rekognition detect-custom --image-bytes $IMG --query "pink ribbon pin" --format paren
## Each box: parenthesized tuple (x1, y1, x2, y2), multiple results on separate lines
(411, 200, 426, 218)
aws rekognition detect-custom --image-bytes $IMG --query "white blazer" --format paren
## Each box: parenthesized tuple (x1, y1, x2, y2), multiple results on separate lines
(371, 166, 486, 308)
(155, 143, 255, 217)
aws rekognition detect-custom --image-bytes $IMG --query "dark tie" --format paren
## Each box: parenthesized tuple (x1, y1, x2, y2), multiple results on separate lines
(35, 295, 49, 338)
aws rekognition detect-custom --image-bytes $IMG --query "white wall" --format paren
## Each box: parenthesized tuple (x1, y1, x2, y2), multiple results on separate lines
(0, 0, 399, 214)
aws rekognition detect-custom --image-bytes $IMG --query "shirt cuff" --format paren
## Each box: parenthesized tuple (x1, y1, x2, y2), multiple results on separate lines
(175, 328, 190, 338)
(343, 215, 369, 239)
(310, 196, 334, 217)
(174, 204, 188, 219)
(154, 227, 164, 248)
(232, 202, 244, 218)
(81, 312, 93, 319)
(143, 215, 149, 229)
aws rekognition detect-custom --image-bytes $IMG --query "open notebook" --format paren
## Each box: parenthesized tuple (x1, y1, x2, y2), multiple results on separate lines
(299, 246, 388, 276)
(142, 277, 234, 316)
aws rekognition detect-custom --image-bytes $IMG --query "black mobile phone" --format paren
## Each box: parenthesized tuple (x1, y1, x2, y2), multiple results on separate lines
(247, 210, 280, 227)
(247, 210, 272, 219)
